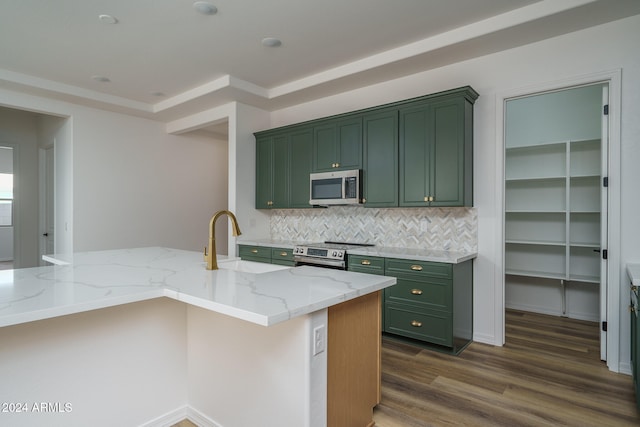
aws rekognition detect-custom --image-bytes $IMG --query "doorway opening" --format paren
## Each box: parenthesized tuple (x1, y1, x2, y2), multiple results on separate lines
(503, 83, 609, 361)
(0, 146, 14, 269)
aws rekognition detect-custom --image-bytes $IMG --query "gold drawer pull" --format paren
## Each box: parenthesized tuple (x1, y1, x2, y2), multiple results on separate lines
(251, 249, 258, 254)
(410, 265, 423, 271)
(411, 289, 423, 295)
(410, 320, 422, 327)
(361, 260, 371, 265)
(632, 285, 638, 292)
(630, 305, 636, 313)
(280, 252, 288, 257)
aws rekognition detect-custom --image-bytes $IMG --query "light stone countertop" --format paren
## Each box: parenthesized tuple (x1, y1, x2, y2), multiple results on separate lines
(628, 263, 640, 287)
(0, 247, 395, 328)
(237, 239, 477, 264)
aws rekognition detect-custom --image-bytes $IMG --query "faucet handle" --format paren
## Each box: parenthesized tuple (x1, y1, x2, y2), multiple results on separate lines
(203, 246, 208, 260)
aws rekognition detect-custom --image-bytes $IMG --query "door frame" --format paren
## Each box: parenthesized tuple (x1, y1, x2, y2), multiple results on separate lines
(38, 146, 54, 264)
(494, 69, 622, 372)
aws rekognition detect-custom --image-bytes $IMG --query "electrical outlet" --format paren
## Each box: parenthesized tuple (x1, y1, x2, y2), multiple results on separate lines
(313, 325, 326, 355)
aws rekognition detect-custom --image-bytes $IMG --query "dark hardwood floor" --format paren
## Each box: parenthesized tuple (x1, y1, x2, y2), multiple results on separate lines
(373, 309, 640, 427)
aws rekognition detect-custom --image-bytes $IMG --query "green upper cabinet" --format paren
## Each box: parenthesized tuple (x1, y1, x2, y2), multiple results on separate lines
(256, 133, 289, 209)
(362, 109, 398, 207)
(313, 117, 362, 172)
(255, 86, 477, 210)
(399, 89, 476, 207)
(289, 126, 313, 208)
(256, 126, 313, 209)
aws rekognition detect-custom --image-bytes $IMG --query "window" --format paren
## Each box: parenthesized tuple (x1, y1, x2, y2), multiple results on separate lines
(0, 173, 13, 227)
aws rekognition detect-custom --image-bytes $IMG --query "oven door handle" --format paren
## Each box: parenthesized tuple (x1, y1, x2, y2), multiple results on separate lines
(294, 255, 346, 269)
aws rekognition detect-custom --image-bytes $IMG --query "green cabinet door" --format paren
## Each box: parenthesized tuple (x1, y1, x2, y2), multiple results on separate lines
(313, 117, 362, 172)
(430, 97, 470, 207)
(272, 134, 289, 208)
(255, 133, 289, 209)
(255, 135, 274, 209)
(363, 109, 398, 207)
(289, 127, 313, 208)
(399, 103, 431, 206)
(399, 92, 474, 207)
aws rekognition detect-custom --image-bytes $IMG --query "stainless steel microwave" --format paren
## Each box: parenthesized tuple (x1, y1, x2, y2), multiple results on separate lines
(309, 169, 361, 205)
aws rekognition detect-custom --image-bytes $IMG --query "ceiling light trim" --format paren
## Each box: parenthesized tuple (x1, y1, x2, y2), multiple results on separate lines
(193, 1, 218, 15)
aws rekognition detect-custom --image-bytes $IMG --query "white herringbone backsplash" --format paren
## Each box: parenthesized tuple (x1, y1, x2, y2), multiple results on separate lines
(270, 206, 477, 252)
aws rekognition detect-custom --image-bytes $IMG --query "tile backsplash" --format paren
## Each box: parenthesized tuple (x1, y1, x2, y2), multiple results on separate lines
(270, 206, 477, 252)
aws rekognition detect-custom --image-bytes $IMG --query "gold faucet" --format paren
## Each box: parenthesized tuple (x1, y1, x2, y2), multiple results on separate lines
(204, 210, 242, 270)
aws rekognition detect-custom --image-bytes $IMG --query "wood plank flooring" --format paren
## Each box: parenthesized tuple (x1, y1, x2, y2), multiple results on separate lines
(373, 309, 640, 427)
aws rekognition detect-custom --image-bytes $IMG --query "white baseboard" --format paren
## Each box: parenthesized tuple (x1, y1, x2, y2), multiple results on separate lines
(138, 405, 223, 427)
(138, 405, 189, 427)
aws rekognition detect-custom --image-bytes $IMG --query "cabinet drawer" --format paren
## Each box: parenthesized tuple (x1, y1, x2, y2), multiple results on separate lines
(386, 277, 452, 312)
(239, 245, 271, 262)
(348, 255, 385, 275)
(385, 258, 452, 279)
(271, 247, 294, 262)
(385, 303, 452, 347)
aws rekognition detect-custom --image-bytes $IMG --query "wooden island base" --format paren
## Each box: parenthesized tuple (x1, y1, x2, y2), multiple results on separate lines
(328, 290, 381, 427)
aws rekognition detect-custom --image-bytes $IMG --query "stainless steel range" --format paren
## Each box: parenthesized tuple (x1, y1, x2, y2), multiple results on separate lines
(293, 241, 374, 270)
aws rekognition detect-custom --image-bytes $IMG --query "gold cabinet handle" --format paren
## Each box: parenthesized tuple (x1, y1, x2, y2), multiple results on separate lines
(410, 289, 423, 295)
(424, 196, 429, 202)
(361, 260, 371, 265)
(631, 285, 638, 292)
(630, 305, 636, 313)
(410, 265, 423, 271)
(279, 252, 288, 257)
(410, 320, 422, 327)
(429, 196, 434, 202)
(251, 249, 258, 254)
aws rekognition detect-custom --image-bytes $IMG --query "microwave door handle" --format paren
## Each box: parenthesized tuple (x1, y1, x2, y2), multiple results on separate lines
(342, 177, 347, 199)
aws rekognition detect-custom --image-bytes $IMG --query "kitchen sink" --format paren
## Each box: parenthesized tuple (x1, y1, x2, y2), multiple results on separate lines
(217, 259, 291, 274)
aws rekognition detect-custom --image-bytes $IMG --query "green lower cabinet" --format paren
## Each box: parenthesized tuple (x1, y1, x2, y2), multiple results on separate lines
(348, 255, 386, 329)
(632, 288, 640, 410)
(383, 257, 473, 354)
(385, 302, 452, 347)
(271, 247, 295, 266)
(238, 245, 272, 263)
(238, 245, 296, 266)
(348, 254, 473, 354)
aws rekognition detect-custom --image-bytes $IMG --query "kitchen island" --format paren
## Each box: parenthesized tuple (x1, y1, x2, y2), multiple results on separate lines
(0, 247, 395, 427)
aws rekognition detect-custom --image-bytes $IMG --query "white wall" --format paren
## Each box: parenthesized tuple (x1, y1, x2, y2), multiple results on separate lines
(267, 15, 640, 370)
(0, 92, 229, 256)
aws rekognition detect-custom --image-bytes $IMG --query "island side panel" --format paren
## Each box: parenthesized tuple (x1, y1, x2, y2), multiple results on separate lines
(0, 299, 188, 427)
(327, 290, 381, 427)
(187, 306, 327, 427)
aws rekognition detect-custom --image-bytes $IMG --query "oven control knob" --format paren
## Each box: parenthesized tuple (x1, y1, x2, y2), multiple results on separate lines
(332, 251, 337, 257)
(338, 251, 344, 257)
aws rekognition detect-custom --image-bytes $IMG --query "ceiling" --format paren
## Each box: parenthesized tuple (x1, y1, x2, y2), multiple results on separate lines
(1, 0, 640, 130)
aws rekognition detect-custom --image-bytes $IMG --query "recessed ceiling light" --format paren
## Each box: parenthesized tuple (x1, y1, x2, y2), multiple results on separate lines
(193, 1, 217, 15)
(98, 14, 118, 24)
(261, 37, 282, 47)
(91, 75, 111, 83)
(151, 92, 166, 97)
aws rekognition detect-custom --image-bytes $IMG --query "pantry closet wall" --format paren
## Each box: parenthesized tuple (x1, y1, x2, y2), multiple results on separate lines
(504, 84, 606, 323)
